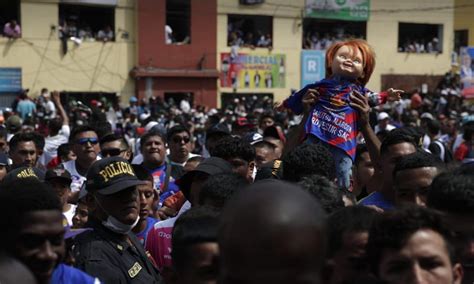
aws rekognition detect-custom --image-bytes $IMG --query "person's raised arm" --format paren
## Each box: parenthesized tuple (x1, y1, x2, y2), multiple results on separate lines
(350, 91, 381, 164)
(282, 89, 319, 156)
(52, 90, 69, 126)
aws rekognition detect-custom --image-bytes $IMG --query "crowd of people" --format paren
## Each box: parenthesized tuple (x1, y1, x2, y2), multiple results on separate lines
(0, 42, 473, 283)
(398, 37, 442, 53)
(227, 20, 272, 48)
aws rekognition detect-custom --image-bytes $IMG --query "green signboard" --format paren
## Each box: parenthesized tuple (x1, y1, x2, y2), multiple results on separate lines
(305, 0, 370, 21)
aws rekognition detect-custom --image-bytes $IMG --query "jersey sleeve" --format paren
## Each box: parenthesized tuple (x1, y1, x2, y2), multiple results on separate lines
(283, 83, 319, 115)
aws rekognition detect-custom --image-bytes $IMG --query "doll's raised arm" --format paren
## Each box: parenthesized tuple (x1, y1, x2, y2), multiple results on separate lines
(365, 88, 404, 107)
(276, 83, 321, 115)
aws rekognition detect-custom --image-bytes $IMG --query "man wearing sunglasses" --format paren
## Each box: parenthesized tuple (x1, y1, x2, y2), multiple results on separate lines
(100, 133, 132, 162)
(167, 125, 198, 178)
(63, 126, 100, 202)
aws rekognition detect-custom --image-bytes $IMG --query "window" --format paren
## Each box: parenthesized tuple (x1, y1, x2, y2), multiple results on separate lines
(454, 30, 468, 54)
(166, 0, 191, 44)
(58, 4, 115, 42)
(398, 23, 443, 54)
(0, 0, 21, 38)
(228, 14, 273, 48)
(302, 19, 366, 50)
(164, 92, 193, 107)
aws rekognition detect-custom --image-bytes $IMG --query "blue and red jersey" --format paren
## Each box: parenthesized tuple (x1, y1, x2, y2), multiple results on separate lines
(283, 76, 386, 160)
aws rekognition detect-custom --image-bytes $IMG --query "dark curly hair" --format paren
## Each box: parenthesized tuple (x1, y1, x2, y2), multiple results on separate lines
(367, 206, 455, 276)
(282, 143, 335, 182)
(210, 136, 255, 163)
(0, 179, 61, 249)
(393, 150, 445, 178)
(199, 173, 248, 209)
(298, 174, 343, 214)
(327, 206, 379, 258)
(380, 128, 418, 157)
(172, 206, 220, 272)
(427, 169, 474, 215)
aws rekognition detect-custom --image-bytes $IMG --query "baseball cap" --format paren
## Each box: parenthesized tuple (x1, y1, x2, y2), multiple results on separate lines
(377, 112, 390, 121)
(177, 157, 233, 200)
(243, 132, 264, 145)
(2, 167, 45, 184)
(6, 115, 21, 131)
(85, 157, 146, 195)
(45, 167, 72, 184)
(0, 152, 8, 166)
(206, 123, 230, 137)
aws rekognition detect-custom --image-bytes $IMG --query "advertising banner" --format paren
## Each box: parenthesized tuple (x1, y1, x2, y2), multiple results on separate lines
(301, 50, 326, 88)
(305, 0, 370, 21)
(460, 47, 474, 99)
(0, 68, 22, 93)
(220, 53, 285, 89)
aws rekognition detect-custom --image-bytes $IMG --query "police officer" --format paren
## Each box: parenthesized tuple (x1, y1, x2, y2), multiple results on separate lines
(73, 157, 163, 283)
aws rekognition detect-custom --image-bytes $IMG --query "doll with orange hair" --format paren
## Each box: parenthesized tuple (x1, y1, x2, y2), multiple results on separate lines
(281, 39, 402, 189)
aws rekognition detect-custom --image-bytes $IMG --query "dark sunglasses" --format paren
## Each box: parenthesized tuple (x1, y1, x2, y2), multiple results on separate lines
(76, 137, 99, 145)
(101, 148, 126, 157)
(172, 136, 191, 144)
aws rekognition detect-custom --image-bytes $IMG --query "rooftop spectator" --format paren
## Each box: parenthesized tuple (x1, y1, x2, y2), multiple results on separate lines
(3, 19, 21, 38)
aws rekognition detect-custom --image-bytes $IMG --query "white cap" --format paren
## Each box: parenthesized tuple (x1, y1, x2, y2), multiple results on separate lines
(420, 112, 434, 120)
(145, 121, 158, 132)
(377, 112, 390, 121)
(139, 113, 150, 121)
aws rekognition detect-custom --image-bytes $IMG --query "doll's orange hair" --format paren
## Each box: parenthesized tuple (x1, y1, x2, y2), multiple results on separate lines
(325, 39, 375, 86)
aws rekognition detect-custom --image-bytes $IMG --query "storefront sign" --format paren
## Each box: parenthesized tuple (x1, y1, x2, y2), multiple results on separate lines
(60, 0, 117, 6)
(305, 0, 370, 21)
(220, 53, 285, 88)
(0, 68, 22, 93)
(301, 50, 325, 88)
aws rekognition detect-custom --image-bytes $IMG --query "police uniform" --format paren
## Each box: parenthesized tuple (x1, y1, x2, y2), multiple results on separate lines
(72, 157, 163, 283)
(74, 218, 162, 283)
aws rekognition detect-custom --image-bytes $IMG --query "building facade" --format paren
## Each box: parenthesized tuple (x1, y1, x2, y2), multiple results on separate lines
(132, 0, 219, 107)
(0, 0, 136, 106)
(217, 0, 454, 105)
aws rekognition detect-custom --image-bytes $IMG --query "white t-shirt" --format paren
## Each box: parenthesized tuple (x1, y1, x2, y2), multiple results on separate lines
(63, 160, 87, 193)
(63, 204, 77, 226)
(44, 100, 56, 119)
(39, 125, 70, 166)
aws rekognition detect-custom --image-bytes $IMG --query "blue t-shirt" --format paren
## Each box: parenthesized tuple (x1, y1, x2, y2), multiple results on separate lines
(135, 217, 158, 246)
(16, 100, 36, 120)
(51, 263, 100, 284)
(358, 191, 394, 210)
(144, 164, 179, 205)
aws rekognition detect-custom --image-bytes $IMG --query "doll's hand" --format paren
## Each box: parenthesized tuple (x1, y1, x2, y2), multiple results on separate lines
(387, 88, 404, 102)
(302, 88, 320, 115)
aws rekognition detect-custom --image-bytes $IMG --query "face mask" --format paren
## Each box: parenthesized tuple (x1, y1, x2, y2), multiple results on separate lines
(94, 195, 139, 234)
(102, 214, 139, 235)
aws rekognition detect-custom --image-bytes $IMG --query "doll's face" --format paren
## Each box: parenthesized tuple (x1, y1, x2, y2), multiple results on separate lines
(331, 45, 364, 80)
